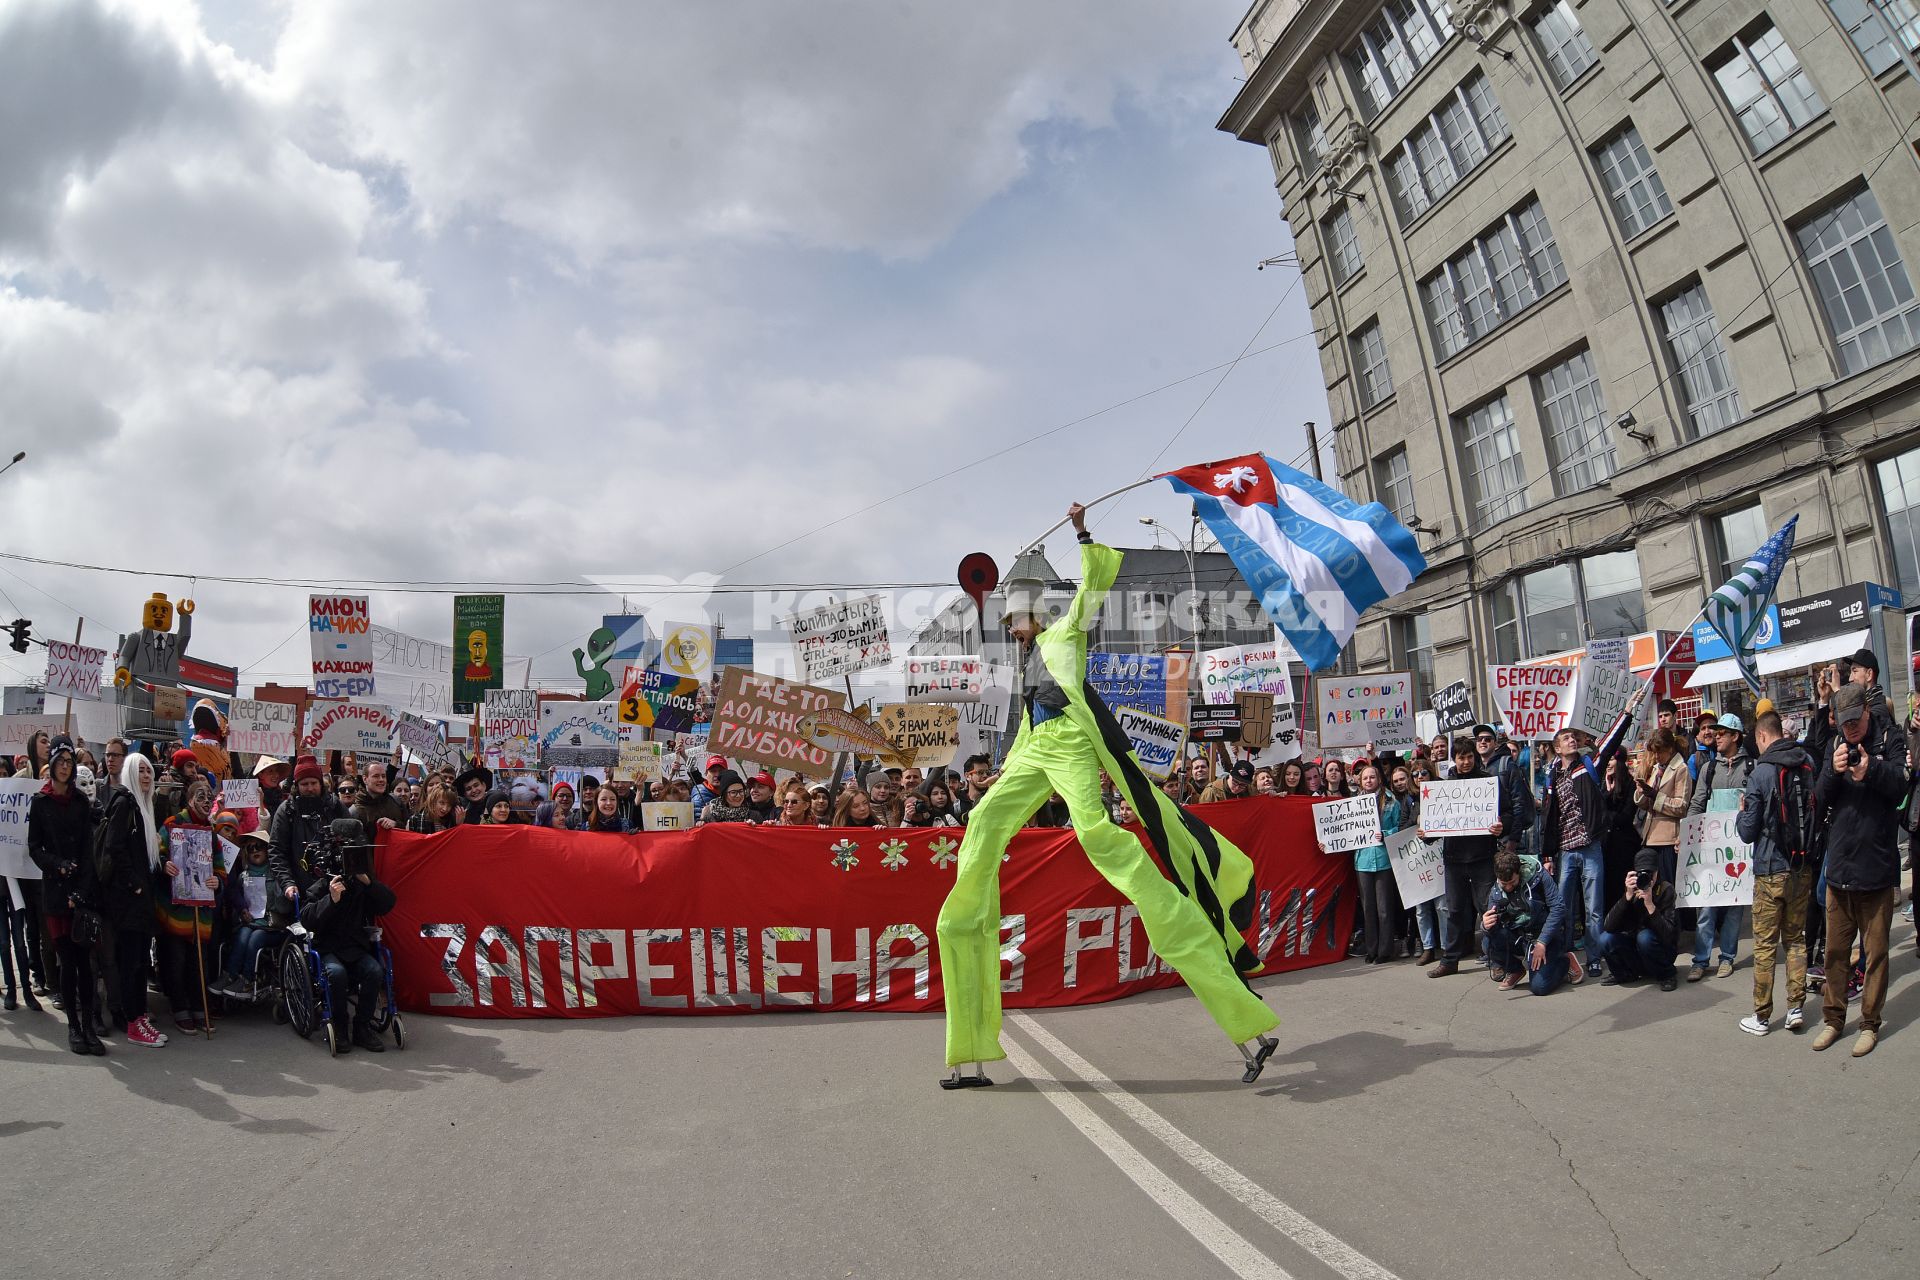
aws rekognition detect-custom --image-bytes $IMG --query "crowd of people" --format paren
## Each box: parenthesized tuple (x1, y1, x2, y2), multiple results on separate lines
(6, 645, 1912, 1061)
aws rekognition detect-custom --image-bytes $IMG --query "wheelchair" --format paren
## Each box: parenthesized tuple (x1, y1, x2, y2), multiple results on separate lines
(272, 919, 407, 1055)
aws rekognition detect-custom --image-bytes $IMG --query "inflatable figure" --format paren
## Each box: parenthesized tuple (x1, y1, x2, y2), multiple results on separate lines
(573, 626, 619, 701)
(113, 593, 195, 742)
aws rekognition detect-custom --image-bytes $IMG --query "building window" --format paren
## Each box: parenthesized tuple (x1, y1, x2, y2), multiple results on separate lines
(1492, 552, 1646, 659)
(1375, 446, 1415, 523)
(1878, 448, 1920, 600)
(1534, 349, 1616, 495)
(1325, 206, 1363, 283)
(1458, 395, 1529, 528)
(1798, 188, 1920, 375)
(1421, 197, 1567, 359)
(1393, 614, 1435, 707)
(1659, 284, 1743, 436)
(1827, 0, 1920, 77)
(1708, 17, 1825, 155)
(1593, 125, 1671, 238)
(1381, 70, 1510, 223)
(1353, 320, 1394, 408)
(1530, 0, 1598, 89)
(1293, 100, 1327, 176)
(1711, 503, 1768, 583)
(1344, 0, 1458, 117)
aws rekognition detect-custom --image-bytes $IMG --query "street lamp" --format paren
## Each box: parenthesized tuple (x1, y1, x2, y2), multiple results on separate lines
(0, 451, 24, 479)
(1140, 515, 1203, 648)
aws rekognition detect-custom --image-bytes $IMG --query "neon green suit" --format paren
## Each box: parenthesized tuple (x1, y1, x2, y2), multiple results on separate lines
(936, 540, 1278, 1067)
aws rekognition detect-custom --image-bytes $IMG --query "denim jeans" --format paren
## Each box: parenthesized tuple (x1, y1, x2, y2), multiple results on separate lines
(1600, 927, 1675, 981)
(1557, 842, 1605, 953)
(322, 951, 385, 1031)
(1416, 900, 1439, 952)
(225, 924, 273, 981)
(1693, 905, 1746, 967)
(1489, 923, 1571, 995)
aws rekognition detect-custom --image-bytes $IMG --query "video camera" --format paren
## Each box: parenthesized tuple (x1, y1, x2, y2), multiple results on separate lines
(304, 818, 375, 881)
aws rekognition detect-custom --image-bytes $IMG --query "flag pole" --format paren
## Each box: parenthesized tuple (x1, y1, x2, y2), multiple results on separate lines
(1016, 476, 1163, 554)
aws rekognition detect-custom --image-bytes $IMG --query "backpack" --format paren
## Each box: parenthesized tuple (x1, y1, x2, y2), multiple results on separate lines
(1768, 758, 1818, 865)
(91, 799, 118, 885)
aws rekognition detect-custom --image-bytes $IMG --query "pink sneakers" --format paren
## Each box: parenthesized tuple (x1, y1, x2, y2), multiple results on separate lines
(125, 1016, 168, 1047)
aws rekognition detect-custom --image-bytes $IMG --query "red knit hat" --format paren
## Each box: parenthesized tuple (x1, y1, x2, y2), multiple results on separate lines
(293, 755, 325, 784)
(170, 748, 197, 769)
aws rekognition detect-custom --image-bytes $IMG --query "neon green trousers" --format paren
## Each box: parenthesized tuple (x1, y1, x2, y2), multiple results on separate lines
(936, 716, 1279, 1066)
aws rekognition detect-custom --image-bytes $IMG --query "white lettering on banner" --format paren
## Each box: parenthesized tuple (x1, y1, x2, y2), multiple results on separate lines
(788, 596, 891, 681)
(1675, 811, 1754, 908)
(1316, 672, 1415, 749)
(904, 655, 986, 702)
(1487, 664, 1576, 740)
(1113, 706, 1187, 781)
(1311, 794, 1380, 854)
(1417, 776, 1499, 837)
(1386, 828, 1445, 908)
(1197, 642, 1294, 706)
(44, 640, 108, 702)
(302, 701, 398, 754)
(228, 699, 298, 756)
(1430, 680, 1475, 734)
(0, 776, 39, 880)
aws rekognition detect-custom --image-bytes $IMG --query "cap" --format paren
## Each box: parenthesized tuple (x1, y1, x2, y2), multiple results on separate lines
(1695, 710, 1719, 727)
(1230, 761, 1255, 782)
(1833, 683, 1869, 727)
(1470, 723, 1496, 738)
(1633, 847, 1661, 880)
(750, 771, 774, 788)
(1753, 699, 1775, 717)
(1715, 713, 1744, 733)
(1850, 647, 1879, 676)
(705, 754, 727, 771)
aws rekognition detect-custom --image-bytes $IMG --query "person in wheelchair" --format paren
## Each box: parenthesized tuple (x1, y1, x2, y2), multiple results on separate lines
(297, 821, 396, 1054)
(212, 829, 277, 1001)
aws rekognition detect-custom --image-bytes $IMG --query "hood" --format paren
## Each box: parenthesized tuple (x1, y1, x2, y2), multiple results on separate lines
(1756, 738, 1809, 768)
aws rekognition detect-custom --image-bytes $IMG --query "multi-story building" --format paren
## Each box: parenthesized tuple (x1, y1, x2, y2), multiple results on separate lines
(1220, 0, 1920, 719)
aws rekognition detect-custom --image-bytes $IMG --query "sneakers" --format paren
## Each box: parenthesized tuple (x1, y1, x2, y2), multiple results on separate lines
(1497, 970, 1523, 991)
(1686, 964, 1707, 983)
(1660, 974, 1679, 991)
(1846, 972, 1865, 1003)
(1785, 1005, 1806, 1033)
(1739, 1014, 1771, 1036)
(1427, 960, 1459, 978)
(1811, 1025, 1842, 1051)
(1902, 900, 1913, 921)
(1568, 954, 1586, 986)
(126, 1017, 167, 1047)
(351, 1025, 387, 1053)
(1715, 958, 1735, 978)
(1852, 1029, 1879, 1058)
(1807, 963, 1826, 985)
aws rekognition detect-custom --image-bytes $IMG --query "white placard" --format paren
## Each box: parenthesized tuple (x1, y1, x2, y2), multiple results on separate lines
(0, 714, 61, 754)
(1387, 827, 1445, 907)
(1316, 672, 1415, 749)
(394, 711, 446, 759)
(1572, 658, 1634, 739)
(228, 699, 298, 757)
(1312, 793, 1381, 854)
(1675, 811, 1755, 907)
(655, 621, 715, 684)
(904, 655, 987, 702)
(1197, 642, 1294, 707)
(303, 701, 397, 754)
(1487, 664, 1577, 740)
(310, 594, 375, 700)
(1114, 706, 1187, 782)
(537, 702, 621, 768)
(0, 776, 39, 880)
(44, 640, 107, 702)
(788, 596, 891, 681)
(1584, 636, 1631, 670)
(1417, 776, 1499, 836)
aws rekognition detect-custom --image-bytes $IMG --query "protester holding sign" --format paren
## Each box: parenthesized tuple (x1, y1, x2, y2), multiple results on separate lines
(1683, 715, 1754, 983)
(1428, 738, 1509, 979)
(157, 780, 224, 1036)
(1350, 763, 1402, 965)
(27, 736, 103, 1056)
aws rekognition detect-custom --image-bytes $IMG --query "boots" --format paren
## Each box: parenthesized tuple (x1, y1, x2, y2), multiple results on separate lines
(66, 1012, 91, 1056)
(78, 999, 106, 1055)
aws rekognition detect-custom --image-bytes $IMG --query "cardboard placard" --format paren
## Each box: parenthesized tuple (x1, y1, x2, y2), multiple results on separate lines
(1312, 794, 1381, 854)
(711, 668, 843, 779)
(228, 698, 298, 757)
(1387, 827, 1445, 907)
(1417, 776, 1499, 837)
(1113, 706, 1187, 781)
(1316, 672, 1415, 749)
(788, 597, 890, 682)
(641, 801, 696, 832)
(874, 704, 961, 771)
(1235, 691, 1274, 751)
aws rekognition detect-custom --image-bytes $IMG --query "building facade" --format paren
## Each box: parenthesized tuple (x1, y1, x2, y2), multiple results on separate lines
(1220, 0, 1920, 719)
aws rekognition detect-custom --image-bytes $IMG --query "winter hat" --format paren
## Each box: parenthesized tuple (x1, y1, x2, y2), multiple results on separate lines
(49, 735, 76, 763)
(1849, 647, 1879, 676)
(293, 756, 325, 784)
(552, 781, 576, 802)
(211, 809, 241, 830)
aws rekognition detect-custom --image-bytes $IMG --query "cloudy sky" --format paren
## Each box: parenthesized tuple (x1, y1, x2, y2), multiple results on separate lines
(0, 0, 1324, 697)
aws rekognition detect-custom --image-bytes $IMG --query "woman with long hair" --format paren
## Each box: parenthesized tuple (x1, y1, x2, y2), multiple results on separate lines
(1280, 761, 1307, 795)
(98, 755, 166, 1045)
(701, 775, 756, 825)
(1322, 758, 1352, 799)
(406, 784, 460, 833)
(832, 790, 881, 827)
(921, 780, 963, 826)
(585, 786, 630, 833)
(27, 736, 100, 1053)
(1349, 762, 1400, 965)
(1387, 764, 1436, 962)
(1633, 727, 1690, 887)
(773, 780, 813, 827)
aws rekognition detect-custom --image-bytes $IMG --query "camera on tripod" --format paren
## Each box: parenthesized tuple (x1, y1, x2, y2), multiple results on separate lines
(305, 818, 374, 881)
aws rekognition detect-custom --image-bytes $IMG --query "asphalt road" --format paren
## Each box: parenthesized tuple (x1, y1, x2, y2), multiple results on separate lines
(6, 921, 1919, 1280)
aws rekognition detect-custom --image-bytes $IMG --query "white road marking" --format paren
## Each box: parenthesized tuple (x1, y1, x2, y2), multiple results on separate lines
(1011, 1013, 1404, 1280)
(999, 1036, 1295, 1280)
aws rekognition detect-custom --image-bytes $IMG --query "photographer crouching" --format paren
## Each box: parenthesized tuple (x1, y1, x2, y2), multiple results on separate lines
(1482, 848, 1578, 995)
(299, 819, 396, 1054)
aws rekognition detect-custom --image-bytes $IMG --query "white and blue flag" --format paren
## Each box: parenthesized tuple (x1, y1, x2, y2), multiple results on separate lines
(1161, 453, 1427, 672)
(1704, 515, 1798, 695)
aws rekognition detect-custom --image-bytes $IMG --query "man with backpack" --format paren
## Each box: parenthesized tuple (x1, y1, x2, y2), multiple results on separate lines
(1735, 710, 1814, 1035)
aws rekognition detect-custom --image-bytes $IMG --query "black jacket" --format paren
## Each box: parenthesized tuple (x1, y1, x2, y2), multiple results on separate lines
(269, 791, 347, 903)
(1735, 737, 1812, 877)
(298, 873, 396, 965)
(1439, 765, 1514, 865)
(1813, 715, 1908, 894)
(1539, 755, 1607, 864)
(1602, 878, 1676, 951)
(95, 785, 159, 933)
(26, 784, 95, 919)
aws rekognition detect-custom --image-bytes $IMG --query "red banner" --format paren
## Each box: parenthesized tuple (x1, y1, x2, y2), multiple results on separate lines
(376, 796, 1353, 1018)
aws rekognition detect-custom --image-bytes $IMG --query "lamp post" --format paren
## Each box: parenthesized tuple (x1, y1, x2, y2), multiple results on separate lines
(1139, 515, 1203, 649)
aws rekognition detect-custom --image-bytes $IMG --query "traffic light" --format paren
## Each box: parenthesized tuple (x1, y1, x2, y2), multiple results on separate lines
(6, 619, 29, 653)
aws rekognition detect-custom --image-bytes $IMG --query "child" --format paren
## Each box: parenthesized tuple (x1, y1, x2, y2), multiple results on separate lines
(213, 830, 275, 1000)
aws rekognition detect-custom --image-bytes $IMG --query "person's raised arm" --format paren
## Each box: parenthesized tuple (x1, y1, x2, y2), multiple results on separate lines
(1063, 502, 1123, 638)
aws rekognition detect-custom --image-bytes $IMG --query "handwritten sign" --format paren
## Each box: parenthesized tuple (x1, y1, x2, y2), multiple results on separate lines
(641, 801, 695, 831)
(789, 596, 891, 682)
(1235, 691, 1274, 751)
(303, 701, 397, 754)
(44, 640, 107, 702)
(220, 779, 262, 835)
(1418, 776, 1499, 837)
(168, 825, 219, 906)
(1572, 658, 1634, 738)
(394, 711, 445, 760)
(711, 668, 843, 779)
(1264, 703, 1301, 763)
(483, 689, 539, 770)
(228, 698, 298, 756)
(1430, 680, 1475, 734)
(615, 728, 665, 784)
(1113, 706, 1187, 781)
(875, 703, 961, 771)
(537, 702, 620, 768)
(0, 776, 38, 880)
(1312, 793, 1381, 854)
(616, 665, 702, 734)
(1387, 827, 1445, 907)
(1317, 672, 1415, 749)
(0, 714, 61, 754)
(904, 655, 987, 702)
(310, 594, 375, 700)
(1584, 636, 1631, 670)
(1676, 811, 1755, 907)
(1487, 664, 1577, 740)
(1198, 642, 1294, 706)
(1087, 652, 1188, 720)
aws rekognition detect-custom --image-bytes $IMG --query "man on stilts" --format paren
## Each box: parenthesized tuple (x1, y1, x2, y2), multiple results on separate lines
(936, 502, 1279, 1088)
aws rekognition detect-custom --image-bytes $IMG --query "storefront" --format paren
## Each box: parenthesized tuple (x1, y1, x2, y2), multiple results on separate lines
(1686, 582, 1902, 721)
